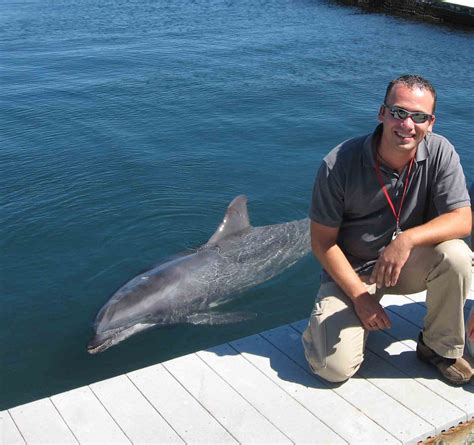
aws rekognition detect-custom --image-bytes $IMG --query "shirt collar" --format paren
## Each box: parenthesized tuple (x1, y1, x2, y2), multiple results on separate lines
(362, 123, 429, 167)
(362, 124, 382, 168)
(416, 134, 429, 162)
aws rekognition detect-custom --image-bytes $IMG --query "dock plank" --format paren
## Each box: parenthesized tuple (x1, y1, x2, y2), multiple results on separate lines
(199, 344, 345, 444)
(379, 299, 474, 390)
(8, 398, 77, 444)
(51, 386, 130, 443)
(384, 293, 474, 327)
(396, 292, 473, 320)
(382, 294, 427, 327)
(128, 363, 238, 444)
(256, 317, 466, 437)
(367, 326, 474, 417)
(230, 333, 399, 444)
(1, 411, 25, 445)
(294, 314, 473, 420)
(401, 291, 426, 304)
(163, 352, 291, 444)
(90, 374, 184, 444)
(280, 322, 435, 443)
(360, 349, 466, 433)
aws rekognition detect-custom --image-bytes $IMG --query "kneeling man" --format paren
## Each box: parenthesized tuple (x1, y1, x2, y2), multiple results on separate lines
(303, 75, 473, 385)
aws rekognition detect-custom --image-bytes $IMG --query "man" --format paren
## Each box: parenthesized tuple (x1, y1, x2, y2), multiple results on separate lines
(302, 74, 473, 385)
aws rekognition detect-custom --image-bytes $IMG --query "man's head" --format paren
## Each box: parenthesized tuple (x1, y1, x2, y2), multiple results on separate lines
(384, 74, 437, 114)
(378, 74, 436, 156)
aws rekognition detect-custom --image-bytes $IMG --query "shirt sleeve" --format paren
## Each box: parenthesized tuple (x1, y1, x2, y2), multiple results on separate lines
(432, 139, 470, 214)
(309, 159, 345, 227)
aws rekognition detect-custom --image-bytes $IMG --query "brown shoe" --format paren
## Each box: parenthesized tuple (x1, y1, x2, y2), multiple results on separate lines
(416, 332, 473, 385)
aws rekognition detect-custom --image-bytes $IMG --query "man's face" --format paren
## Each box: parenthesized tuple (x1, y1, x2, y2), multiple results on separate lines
(378, 83, 436, 154)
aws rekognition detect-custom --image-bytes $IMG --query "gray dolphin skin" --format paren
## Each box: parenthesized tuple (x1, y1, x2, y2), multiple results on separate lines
(87, 195, 311, 354)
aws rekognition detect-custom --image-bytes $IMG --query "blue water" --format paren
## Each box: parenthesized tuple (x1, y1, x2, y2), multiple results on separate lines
(1, 0, 473, 409)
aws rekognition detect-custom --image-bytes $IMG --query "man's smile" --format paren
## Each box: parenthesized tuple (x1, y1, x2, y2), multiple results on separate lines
(395, 131, 414, 138)
(394, 130, 416, 142)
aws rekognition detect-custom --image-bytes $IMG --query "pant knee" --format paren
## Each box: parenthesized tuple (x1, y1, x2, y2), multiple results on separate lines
(303, 284, 368, 384)
(313, 359, 361, 383)
(435, 239, 472, 278)
(302, 323, 364, 384)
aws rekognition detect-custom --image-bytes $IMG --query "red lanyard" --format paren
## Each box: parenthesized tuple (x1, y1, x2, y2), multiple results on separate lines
(374, 155, 415, 235)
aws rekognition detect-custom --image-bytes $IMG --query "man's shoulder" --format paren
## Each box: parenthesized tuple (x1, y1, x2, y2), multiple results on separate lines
(324, 133, 369, 168)
(425, 131, 455, 151)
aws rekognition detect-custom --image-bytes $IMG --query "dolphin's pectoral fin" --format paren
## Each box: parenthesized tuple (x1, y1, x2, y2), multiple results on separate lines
(206, 195, 252, 246)
(185, 311, 257, 325)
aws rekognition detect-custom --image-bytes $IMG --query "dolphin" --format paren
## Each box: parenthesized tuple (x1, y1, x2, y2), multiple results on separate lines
(87, 195, 311, 354)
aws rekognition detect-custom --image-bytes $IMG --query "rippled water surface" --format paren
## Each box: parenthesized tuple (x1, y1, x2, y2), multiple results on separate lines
(1, 0, 473, 409)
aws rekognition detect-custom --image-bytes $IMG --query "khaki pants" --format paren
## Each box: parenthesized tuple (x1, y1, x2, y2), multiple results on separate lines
(302, 239, 472, 383)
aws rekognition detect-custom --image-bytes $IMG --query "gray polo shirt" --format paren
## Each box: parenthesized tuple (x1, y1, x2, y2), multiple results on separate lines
(310, 124, 470, 282)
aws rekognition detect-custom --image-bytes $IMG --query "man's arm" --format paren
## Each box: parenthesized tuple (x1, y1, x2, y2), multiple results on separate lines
(311, 221, 391, 331)
(370, 206, 472, 289)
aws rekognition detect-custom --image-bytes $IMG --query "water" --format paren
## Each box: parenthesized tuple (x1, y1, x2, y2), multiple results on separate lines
(1, 0, 473, 410)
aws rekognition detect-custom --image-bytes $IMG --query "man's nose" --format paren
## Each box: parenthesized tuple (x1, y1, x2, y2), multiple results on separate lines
(400, 115, 416, 128)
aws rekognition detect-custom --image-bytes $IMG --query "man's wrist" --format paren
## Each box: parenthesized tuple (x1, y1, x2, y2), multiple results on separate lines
(350, 289, 371, 303)
(397, 230, 415, 249)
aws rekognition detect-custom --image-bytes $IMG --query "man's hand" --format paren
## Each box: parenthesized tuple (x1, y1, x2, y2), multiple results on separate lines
(353, 292, 391, 331)
(370, 232, 413, 288)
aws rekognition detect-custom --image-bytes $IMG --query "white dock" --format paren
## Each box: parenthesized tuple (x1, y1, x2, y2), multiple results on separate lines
(2, 291, 473, 444)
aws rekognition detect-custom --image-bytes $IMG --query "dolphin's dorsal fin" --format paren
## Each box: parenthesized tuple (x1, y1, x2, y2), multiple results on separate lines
(206, 195, 251, 245)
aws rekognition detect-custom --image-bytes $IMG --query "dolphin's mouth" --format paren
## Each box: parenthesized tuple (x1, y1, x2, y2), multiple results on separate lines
(87, 326, 126, 354)
(87, 323, 156, 354)
(87, 338, 113, 354)
(87, 334, 116, 354)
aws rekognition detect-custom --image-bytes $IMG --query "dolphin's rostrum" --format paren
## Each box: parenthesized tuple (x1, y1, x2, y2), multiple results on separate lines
(87, 195, 311, 354)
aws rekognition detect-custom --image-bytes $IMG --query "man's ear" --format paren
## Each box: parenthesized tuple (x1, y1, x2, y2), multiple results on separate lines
(427, 114, 436, 132)
(377, 105, 385, 122)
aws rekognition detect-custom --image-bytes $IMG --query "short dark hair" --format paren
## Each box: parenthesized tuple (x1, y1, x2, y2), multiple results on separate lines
(384, 74, 437, 113)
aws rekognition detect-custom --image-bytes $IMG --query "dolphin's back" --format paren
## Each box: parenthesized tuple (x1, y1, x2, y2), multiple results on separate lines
(210, 217, 311, 294)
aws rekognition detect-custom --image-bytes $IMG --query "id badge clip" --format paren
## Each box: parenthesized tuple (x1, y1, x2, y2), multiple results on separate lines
(392, 225, 403, 241)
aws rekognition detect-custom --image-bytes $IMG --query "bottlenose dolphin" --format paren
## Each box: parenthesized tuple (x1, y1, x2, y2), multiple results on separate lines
(87, 195, 311, 354)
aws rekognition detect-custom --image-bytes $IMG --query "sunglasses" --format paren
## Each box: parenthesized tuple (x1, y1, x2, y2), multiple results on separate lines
(384, 104, 433, 124)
